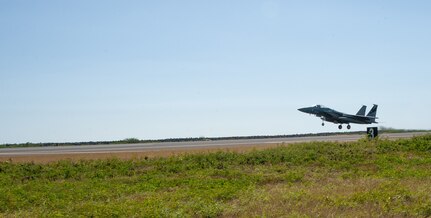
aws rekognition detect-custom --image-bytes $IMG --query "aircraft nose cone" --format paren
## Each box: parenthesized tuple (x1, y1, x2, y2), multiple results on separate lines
(298, 107, 309, 113)
(298, 106, 315, 114)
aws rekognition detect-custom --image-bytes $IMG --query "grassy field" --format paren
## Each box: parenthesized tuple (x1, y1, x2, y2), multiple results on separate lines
(1, 135, 431, 217)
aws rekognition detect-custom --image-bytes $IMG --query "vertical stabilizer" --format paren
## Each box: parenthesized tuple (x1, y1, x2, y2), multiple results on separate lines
(356, 105, 367, 116)
(366, 104, 378, 117)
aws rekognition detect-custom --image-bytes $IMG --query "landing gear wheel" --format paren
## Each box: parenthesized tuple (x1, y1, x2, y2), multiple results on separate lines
(338, 125, 342, 130)
(322, 122, 325, 126)
(347, 124, 351, 130)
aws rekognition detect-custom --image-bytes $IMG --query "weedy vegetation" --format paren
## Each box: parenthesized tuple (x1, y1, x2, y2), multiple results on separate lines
(1, 135, 430, 217)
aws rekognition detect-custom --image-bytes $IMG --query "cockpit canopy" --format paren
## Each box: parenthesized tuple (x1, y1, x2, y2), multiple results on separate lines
(313, 104, 327, 109)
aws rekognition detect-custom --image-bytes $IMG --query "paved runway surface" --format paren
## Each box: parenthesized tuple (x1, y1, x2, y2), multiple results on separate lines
(0, 132, 427, 157)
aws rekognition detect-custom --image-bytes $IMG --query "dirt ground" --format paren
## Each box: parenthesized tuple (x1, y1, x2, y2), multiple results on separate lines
(0, 143, 283, 164)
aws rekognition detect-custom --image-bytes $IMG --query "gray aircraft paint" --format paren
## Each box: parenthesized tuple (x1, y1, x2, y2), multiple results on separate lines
(298, 104, 378, 129)
(356, 105, 367, 116)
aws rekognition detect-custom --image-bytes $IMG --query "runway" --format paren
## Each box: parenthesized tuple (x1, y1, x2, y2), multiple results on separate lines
(0, 132, 426, 157)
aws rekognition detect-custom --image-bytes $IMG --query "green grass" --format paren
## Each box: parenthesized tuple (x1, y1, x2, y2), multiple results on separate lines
(1, 135, 431, 217)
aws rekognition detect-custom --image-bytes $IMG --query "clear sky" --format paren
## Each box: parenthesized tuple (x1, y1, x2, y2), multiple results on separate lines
(1, 1, 430, 144)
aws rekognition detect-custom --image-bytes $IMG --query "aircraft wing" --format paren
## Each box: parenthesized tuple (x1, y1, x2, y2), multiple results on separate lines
(350, 115, 379, 119)
(319, 110, 345, 123)
(339, 115, 379, 124)
(338, 116, 361, 123)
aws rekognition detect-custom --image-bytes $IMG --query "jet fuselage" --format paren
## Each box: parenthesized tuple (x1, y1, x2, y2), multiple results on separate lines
(298, 104, 378, 129)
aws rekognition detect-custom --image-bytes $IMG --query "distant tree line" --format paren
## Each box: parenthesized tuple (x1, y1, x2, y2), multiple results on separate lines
(0, 131, 365, 148)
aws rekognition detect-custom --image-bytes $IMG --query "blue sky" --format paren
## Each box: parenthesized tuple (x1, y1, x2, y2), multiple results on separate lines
(1, 1, 430, 143)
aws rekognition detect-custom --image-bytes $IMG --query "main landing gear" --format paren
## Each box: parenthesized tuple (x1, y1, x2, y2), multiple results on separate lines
(338, 124, 352, 130)
(322, 122, 325, 126)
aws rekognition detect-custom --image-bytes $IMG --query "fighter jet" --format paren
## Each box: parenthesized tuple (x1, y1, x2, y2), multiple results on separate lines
(298, 104, 378, 129)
